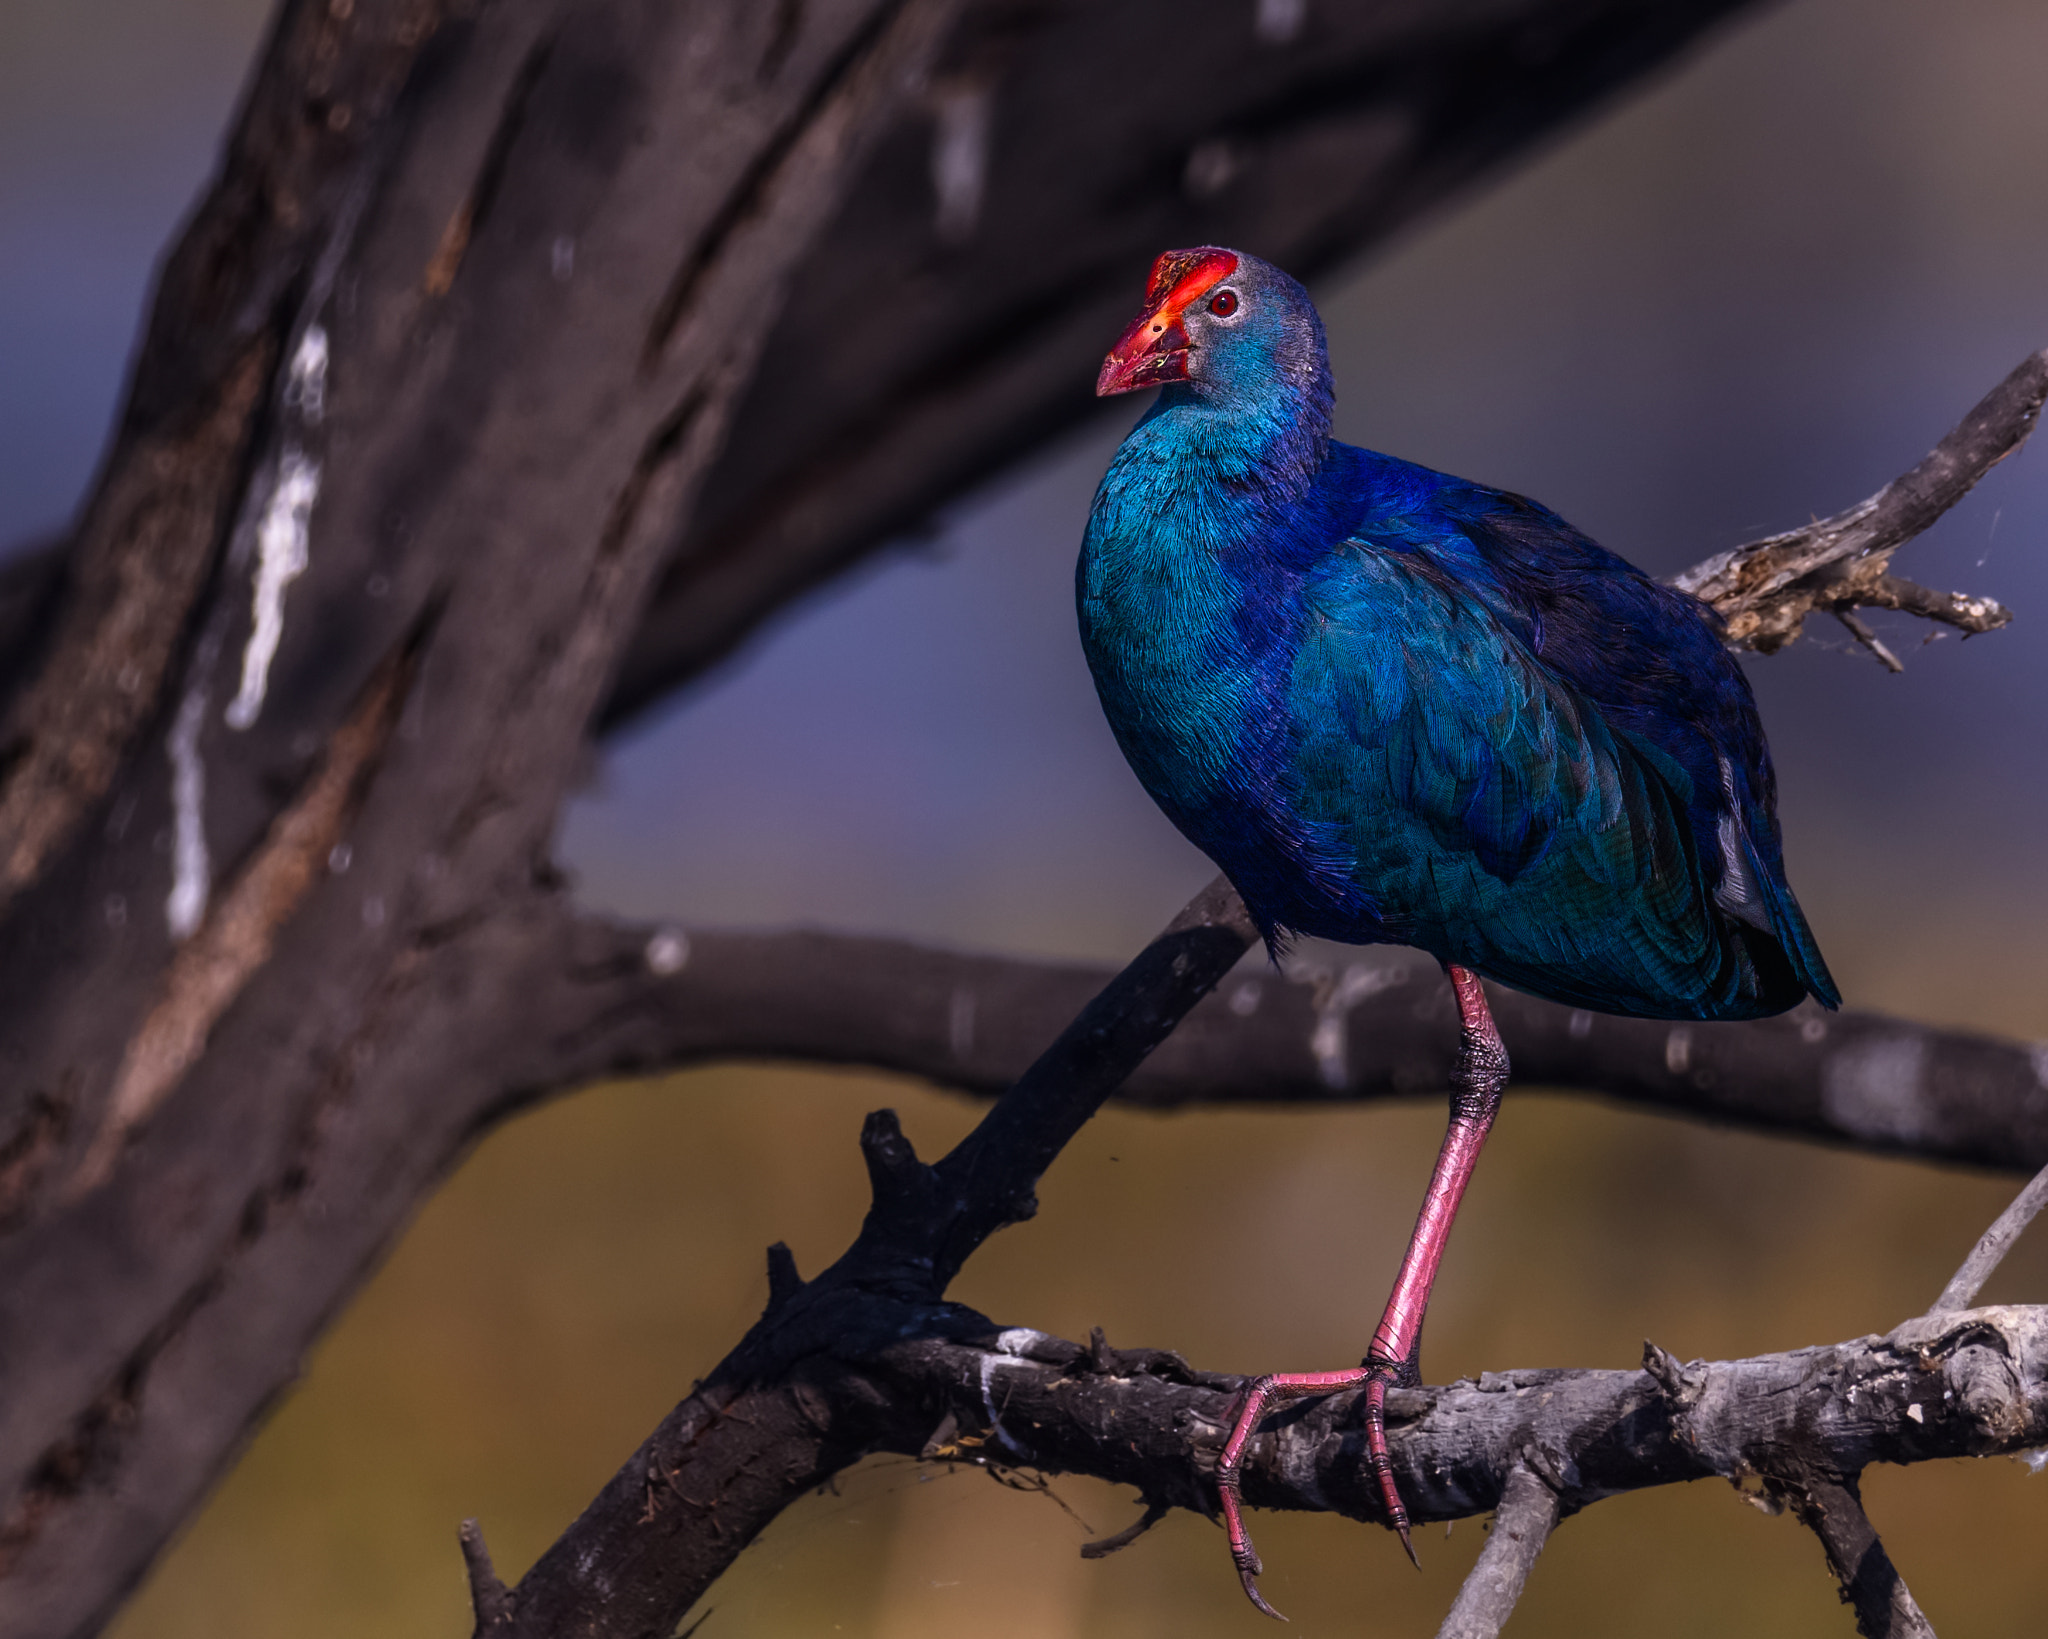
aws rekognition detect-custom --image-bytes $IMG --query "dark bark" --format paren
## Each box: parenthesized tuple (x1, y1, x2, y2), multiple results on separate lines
(519, 915, 2048, 1173)
(0, 3, 962, 1634)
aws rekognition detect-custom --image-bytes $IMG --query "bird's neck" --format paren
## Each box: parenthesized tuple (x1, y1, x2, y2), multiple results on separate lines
(1147, 373, 1331, 496)
(1096, 374, 1340, 573)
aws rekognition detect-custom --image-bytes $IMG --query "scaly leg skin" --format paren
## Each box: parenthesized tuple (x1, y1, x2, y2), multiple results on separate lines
(1213, 964, 1509, 1619)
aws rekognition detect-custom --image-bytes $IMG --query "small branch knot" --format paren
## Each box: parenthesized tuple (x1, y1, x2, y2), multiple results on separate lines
(1643, 1340, 1706, 1413)
(859, 1108, 930, 1201)
(764, 1241, 804, 1312)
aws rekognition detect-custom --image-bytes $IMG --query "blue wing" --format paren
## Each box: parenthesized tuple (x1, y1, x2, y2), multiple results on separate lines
(1257, 450, 1837, 1019)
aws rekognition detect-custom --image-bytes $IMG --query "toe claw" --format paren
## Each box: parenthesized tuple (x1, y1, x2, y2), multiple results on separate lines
(1236, 1560, 1288, 1622)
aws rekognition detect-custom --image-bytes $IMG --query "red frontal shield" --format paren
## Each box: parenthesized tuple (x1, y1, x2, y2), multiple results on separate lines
(1096, 248, 1239, 397)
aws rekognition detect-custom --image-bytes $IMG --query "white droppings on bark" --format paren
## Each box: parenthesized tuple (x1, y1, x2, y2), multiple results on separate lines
(2021, 1447, 2048, 1474)
(929, 78, 990, 243)
(1568, 1009, 1593, 1039)
(1300, 962, 1400, 1089)
(1906, 1402, 1925, 1424)
(1664, 1027, 1692, 1075)
(164, 683, 212, 940)
(948, 985, 975, 1058)
(1822, 1035, 1931, 1143)
(283, 322, 327, 423)
(645, 928, 689, 975)
(225, 450, 321, 731)
(977, 1327, 1049, 1458)
(1255, 0, 1306, 42)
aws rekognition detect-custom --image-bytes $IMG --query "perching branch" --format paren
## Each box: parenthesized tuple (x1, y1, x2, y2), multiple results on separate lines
(476, 1295, 2048, 1638)
(1673, 346, 2046, 660)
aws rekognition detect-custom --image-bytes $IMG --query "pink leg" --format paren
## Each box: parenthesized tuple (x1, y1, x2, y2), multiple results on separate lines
(1214, 964, 1509, 1619)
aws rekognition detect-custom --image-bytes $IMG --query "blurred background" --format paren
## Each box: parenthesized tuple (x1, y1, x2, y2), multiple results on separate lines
(5, 0, 2047, 1633)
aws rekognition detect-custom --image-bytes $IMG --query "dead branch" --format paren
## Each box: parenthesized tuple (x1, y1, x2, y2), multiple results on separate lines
(1435, 1464, 1560, 1639)
(1931, 1161, 2048, 1314)
(1673, 348, 2045, 659)
(1772, 1469, 1936, 1639)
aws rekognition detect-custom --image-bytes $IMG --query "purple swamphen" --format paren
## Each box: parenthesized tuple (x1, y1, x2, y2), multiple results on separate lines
(1079, 247, 1838, 1616)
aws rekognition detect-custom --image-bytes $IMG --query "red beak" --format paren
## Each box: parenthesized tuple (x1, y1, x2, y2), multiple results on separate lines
(1095, 248, 1240, 397)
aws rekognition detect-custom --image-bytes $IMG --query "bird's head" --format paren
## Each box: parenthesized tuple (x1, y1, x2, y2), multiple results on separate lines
(1095, 246, 1327, 412)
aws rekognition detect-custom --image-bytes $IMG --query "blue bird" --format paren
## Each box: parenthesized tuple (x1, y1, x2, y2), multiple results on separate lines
(1079, 247, 1837, 1616)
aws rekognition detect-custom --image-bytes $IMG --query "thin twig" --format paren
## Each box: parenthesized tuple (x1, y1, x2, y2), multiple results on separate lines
(1436, 1464, 1561, 1639)
(1080, 1499, 1170, 1559)
(1834, 609, 1905, 673)
(1930, 1160, 2048, 1315)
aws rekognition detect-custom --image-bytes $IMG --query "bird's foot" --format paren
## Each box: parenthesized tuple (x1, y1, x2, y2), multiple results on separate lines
(1215, 1374, 1291, 1621)
(1214, 1360, 1417, 1619)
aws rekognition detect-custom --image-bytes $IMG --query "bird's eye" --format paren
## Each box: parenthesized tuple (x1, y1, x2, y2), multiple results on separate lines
(1208, 289, 1240, 317)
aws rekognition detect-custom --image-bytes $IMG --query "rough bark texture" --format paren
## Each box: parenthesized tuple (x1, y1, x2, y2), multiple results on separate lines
(0, 2, 963, 1632)
(2, 0, 2039, 1635)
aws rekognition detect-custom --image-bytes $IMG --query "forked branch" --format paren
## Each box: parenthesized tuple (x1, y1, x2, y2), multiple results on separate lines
(1674, 347, 2044, 659)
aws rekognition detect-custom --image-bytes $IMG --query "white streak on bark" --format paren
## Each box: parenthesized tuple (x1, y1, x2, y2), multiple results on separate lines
(1824, 1036, 1931, 1143)
(283, 321, 327, 423)
(1255, 0, 1306, 43)
(1300, 962, 1400, 1089)
(165, 683, 211, 940)
(930, 79, 990, 243)
(224, 450, 321, 731)
(645, 928, 689, 975)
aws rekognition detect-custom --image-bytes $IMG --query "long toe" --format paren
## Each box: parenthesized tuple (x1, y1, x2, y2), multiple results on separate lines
(1362, 1372, 1420, 1568)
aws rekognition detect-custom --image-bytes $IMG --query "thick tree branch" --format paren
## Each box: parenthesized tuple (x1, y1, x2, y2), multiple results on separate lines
(494, 883, 1258, 1636)
(600, 0, 1764, 727)
(481, 1297, 2048, 1638)
(516, 915, 2048, 1174)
